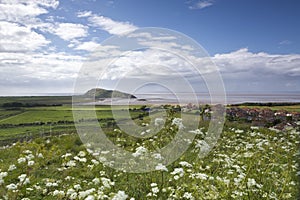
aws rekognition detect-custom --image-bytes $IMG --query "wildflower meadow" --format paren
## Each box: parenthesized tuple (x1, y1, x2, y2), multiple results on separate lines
(0, 111, 299, 199)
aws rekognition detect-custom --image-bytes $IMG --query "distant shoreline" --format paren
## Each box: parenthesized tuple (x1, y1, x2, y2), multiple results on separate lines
(0, 94, 300, 106)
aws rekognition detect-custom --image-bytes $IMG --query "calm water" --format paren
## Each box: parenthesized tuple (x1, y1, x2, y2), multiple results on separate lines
(6, 92, 299, 105)
(134, 92, 300, 104)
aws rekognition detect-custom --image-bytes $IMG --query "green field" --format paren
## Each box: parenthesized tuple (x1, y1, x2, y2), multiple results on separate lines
(0, 97, 299, 199)
(0, 96, 72, 106)
(0, 101, 146, 145)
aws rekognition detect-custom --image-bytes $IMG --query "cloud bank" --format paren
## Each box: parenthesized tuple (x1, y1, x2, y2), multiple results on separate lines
(0, 1, 299, 95)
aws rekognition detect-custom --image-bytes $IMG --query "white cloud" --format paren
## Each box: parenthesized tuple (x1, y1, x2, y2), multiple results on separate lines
(5, 0, 60, 9)
(0, 21, 50, 52)
(0, 0, 59, 26)
(189, 0, 214, 10)
(0, 50, 85, 95)
(77, 11, 92, 18)
(78, 44, 300, 95)
(47, 23, 89, 41)
(0, 0, 61, 53)
(0, 51, 83, 93)
(74, 41, 101, 51)
(0, 0, 85, 47)
(78, 11, 137, 36)
(0, 3, 47, 21)
(213, 48, 300, 76)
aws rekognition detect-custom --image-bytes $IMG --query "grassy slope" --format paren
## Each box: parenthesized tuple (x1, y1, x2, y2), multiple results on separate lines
(0, 104, 145, 145)
(0, 97, 299, 199)
(0, 124, 299, 199)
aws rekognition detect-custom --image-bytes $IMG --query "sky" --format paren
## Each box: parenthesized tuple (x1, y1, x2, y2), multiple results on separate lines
(0, 0, 300, 96)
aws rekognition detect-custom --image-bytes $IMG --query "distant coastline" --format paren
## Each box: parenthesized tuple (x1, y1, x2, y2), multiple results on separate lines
(1, 92, 299, 105)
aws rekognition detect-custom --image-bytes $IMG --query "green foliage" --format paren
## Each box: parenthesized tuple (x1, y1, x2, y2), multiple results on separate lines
(0, 125, 299, 199)
(84, 88, 136, 99)
(0, 99, 299, 199)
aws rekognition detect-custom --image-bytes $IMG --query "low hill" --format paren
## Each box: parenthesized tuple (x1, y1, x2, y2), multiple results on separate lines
(84, 88, 136, 99)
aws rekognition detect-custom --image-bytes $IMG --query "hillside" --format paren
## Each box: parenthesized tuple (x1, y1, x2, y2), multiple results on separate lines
(84, 88, 137, 99)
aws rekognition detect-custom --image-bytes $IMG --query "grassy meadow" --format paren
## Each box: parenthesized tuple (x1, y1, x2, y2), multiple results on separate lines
(0, 97, 299, 199)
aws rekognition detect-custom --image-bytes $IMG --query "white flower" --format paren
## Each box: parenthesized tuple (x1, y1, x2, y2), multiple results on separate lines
(85, 195, 95, 200)
(74, 156, 80, 160)
(46, 182, 58, 187)
(6, 183, 18, 190)
(195, 140, 211, 155)
(235, 129, 244, 133)
(101, 177, 114, 188)
(74, 184, 81, 190)
(92, 178, 100, 185)
(23, 150, 32, 154)
(8, 164, 17, 171)
(152, 187, 159, 194)
(188, 129, 204, 136)
(112, 191, 128, 200)
(91, 159, 99, 165)
(67, 188, 76, 195)
(183, 192, 194, 200)
(172, 118, 185, 129)
(18, 174, 27, 182)
(66, 160, 76, 167)
(37, 153, 44, 158)
(25, 154, 35, 161)
(247, 178, 257, 188)
(150, 183, 157, 187)
(171, 168, 184, 177)
(78, 188, 96, 199)
(18, 157, 26, 164)
(28, 160, 35, 166)
(79, 158, 87, 163)
(179, 161, 192, 168)
(53, 190, 65, 196)
(155, 163, 168, 172)
(62, 153, 72, 158)
(132, 146, 148, 157)
(0, 171, 8, 185)
(146, 192, 153, 197)
(152, 153, 163, 160)
(78, 151, 86, 157)
(192, 173, 208, 180)
(142, 122, 149, 126)
(68, 190, 77, 199)
(0, 172, 8, 179)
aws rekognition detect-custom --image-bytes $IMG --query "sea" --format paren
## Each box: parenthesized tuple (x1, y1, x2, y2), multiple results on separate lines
(133, 92, 300, 105)
(5, 92, 300, 105)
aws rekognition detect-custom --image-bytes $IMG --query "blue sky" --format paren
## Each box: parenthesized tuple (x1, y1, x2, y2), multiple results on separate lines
(54, 0, 300, 55)
(0, 0, 300, 96)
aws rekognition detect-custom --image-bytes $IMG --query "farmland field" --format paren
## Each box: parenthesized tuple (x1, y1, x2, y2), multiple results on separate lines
(0, 103, 145, 145)
(0, 97, 299, 199)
